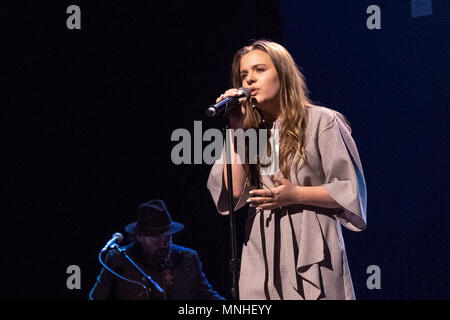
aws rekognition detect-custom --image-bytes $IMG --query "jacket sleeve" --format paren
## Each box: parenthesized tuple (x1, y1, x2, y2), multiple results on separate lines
(206, 147, 253, 215)
(318, 112, 367, 231)
(88, 251, 119, 300)
(191, 251, 225, 300)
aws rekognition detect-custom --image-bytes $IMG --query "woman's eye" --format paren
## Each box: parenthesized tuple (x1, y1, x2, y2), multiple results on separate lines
(257, 68, 265, 72)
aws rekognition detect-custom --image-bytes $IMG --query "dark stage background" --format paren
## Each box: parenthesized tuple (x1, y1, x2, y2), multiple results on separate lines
(2, 1, 449, 299)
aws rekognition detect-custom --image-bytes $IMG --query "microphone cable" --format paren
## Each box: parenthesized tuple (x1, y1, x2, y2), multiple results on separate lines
(97, 248, 150, 299)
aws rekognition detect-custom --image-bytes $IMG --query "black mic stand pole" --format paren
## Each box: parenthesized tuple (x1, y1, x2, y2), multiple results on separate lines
(111, 244, 164, 300)
(223, 115, 240, 301)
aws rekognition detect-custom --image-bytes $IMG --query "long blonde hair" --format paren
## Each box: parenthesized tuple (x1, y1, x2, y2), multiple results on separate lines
(230, 40, 312, 185)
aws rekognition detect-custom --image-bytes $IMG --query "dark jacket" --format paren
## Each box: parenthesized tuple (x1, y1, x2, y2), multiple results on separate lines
(89, 242, 224, 300)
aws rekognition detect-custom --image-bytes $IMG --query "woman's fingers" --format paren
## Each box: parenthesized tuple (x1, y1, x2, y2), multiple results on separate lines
(248, 188, 281, 209)
(247, 196, 273, 206)
(249, 188, 273, 197)
(255, 202, 278, 210)
(216, 88, 244, 103)
(248, 188, 275, 206)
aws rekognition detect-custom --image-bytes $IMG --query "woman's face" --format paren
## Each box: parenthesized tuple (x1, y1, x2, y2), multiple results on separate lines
(240, 49, 281, 110)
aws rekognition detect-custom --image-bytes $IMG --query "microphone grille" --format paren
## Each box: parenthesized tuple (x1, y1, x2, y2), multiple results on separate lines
(113, 232, 124, 243)
(206, 107, 216, 117)
(239, 87, 251, 99)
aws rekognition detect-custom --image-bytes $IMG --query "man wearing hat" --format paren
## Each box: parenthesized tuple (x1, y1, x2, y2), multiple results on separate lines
(89, 199, 224, 300)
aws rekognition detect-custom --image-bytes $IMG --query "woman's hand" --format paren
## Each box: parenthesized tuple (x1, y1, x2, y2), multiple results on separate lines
(247, 175, 301, 210)
(216, 88, 247, 129)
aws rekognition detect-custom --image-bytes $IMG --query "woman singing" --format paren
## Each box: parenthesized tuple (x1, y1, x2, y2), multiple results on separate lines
(207, 40, 367, 300)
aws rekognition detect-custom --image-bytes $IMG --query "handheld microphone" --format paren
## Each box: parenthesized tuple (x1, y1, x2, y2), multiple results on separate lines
(101, 232, 124, 252)
(206, 87, 251, 117)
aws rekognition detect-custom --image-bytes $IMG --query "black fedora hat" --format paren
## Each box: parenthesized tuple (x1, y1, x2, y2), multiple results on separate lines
(125, 199, 184, 237)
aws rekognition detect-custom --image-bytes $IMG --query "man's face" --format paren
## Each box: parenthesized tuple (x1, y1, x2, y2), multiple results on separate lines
(137, 234, 172, 262)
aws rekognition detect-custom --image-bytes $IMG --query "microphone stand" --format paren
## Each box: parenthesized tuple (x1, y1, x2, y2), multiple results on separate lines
(110, 244, 164, 300)
(223, 118, 240, 301)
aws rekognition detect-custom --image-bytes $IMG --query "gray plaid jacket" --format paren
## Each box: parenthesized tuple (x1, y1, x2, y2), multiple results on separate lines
(207, 105, 367, 300)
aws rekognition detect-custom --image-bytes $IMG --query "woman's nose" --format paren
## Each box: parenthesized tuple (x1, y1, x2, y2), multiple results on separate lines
(245, 73, 256, 85)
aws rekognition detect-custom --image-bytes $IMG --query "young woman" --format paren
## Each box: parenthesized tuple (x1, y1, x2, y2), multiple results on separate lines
(207, 40, 367, 300)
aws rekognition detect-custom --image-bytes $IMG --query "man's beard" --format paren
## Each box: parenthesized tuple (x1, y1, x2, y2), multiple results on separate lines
(154, 247, 170, 262)
(146, 247, 170, 267)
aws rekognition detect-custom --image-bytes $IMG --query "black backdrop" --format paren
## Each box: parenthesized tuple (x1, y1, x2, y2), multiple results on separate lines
(2, 0, 449, 300)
